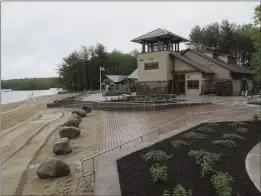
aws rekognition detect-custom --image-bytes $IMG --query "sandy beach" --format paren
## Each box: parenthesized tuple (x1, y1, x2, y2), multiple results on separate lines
(1, 93, 104, 195)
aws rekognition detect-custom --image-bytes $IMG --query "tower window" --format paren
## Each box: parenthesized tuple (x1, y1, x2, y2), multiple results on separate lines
(144, 62, 159, 70)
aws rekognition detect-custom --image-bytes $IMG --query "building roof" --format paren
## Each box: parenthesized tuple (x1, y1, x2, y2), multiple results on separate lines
(196, 49, 232, 57)
(127, 69, 138, 79)
(103, 75, 127, 83)
(131, 28, 189, 44)
(181, 49, 254, 75)
(169, 53, 214, 74)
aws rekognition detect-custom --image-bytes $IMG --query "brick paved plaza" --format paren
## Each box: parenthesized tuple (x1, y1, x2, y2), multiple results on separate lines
(101, 102, 258, 152)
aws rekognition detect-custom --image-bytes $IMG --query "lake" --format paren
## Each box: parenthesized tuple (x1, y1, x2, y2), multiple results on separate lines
(1, 88, 59, 104)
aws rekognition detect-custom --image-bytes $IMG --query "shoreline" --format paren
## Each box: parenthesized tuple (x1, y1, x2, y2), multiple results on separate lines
(1, 93, 79, 130)
(1, 93, 77, 113)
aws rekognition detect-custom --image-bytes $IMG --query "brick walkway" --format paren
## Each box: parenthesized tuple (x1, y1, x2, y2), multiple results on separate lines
(101, 104, 258, 152)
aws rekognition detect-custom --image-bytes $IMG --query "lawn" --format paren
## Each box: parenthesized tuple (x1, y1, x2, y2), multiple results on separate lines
(117, 121, 261, 196)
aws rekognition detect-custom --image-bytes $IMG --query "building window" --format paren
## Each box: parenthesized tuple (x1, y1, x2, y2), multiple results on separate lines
(144, 62, 159, 70)
(187, 80, 199, 89)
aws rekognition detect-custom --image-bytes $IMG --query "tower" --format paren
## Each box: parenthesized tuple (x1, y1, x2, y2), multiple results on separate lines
(131, 28, 188, 95)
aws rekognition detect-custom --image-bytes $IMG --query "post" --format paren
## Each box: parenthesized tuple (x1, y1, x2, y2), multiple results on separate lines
(100, 68, 102, 93)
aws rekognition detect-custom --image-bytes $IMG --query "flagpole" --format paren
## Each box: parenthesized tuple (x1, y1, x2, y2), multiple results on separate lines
(100, 67, 101, 93)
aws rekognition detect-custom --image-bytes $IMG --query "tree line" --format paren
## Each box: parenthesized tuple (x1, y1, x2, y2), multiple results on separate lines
(1, 77, 63, 90)
(188, 5, 260, 74)
(57, 44, 138, 91)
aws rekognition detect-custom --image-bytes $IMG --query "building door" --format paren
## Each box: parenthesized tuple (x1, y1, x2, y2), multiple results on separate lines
(241, 79, 247, 92)
(178, 81, 185, 95)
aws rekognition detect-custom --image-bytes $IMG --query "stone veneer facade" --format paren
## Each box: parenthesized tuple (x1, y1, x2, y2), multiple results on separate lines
(136, 81, 168, 95)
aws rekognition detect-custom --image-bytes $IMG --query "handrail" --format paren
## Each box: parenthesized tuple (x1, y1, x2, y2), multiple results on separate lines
(80, 104, 255, 177)
(81, 113, 193, 162)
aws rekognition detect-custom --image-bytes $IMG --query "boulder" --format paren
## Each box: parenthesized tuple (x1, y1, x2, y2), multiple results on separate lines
(72, 109, 87, 117)
(53, 138, 72, 155)
(59, 126, 81, 139)
(63, 114, 81, 127)
(36, 159, 70, 179)
(71, 113, 82, 121)
(81, 105, 92, 113)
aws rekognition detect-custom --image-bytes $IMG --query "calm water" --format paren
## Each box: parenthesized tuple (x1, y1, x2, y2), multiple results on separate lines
(1, 88, 59, 104)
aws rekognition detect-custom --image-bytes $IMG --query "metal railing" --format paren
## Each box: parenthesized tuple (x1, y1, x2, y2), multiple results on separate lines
(80, 103, 257, 178)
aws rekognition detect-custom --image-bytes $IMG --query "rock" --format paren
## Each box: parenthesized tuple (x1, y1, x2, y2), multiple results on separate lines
(53, 138, 72, 155)
(63, 114, 81, 127)
(81, 105, 92, 113)
(36, 159, 70, 179)
(59, 126, 81, 139)
(71, 113, 81, 121)
(72, 109, 87, 117)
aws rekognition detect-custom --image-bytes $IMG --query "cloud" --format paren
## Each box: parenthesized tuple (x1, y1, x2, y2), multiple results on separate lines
(1, 2, 259, 79)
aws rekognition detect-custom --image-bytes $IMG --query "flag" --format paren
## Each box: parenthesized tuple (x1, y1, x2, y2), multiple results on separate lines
(100, 66, 105, 71)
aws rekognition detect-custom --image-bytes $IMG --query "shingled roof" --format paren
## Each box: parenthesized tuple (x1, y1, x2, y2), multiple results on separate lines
(181, 49, 254, 75)
(131, 28, 188, 44)
(169, 53, 214, 74)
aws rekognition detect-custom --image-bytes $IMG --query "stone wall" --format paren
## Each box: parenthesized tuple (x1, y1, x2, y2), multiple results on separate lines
(136, 81, 168, 95)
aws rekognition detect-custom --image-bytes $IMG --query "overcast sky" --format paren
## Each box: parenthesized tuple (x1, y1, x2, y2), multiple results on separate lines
(2, 1, 259, 80)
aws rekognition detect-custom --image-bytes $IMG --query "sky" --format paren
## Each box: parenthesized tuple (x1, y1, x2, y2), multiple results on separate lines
(1, 1, 259, 80)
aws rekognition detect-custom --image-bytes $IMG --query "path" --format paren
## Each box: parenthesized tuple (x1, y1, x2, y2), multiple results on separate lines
(101, 103, 258, 152)
(246, 142, 261, 192)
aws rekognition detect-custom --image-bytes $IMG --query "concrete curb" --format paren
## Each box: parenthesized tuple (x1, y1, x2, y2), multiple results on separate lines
(245, 142, 261, 192)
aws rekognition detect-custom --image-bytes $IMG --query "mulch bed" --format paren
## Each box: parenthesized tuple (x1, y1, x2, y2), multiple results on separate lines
(117, 121, 261, 196)
(248, 101, 261, 106)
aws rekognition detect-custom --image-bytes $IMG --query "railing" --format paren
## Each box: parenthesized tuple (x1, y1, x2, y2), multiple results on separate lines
(80, 102, 258, 178)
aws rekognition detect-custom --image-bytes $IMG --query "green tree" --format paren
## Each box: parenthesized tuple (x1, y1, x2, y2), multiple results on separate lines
(57, 44, 137, 91)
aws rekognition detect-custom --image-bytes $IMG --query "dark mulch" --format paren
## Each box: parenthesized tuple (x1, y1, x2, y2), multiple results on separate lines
(248, 101, 261, 106)
(117, 121, 261, 196)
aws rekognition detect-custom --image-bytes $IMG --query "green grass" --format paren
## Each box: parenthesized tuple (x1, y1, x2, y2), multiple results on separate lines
(188, 150, 222, 177)
(183, 132, 207, 140)
(149, 164, 168, 183)
(234, 127, 248, 133)
(171, 140, 189, 148)
(197, 126, 215, 133)
(229, 121, 246, 130)
(143, 150, 172, 163)
(212, 139, 237, 148)
(204, 122, 219, 128)
(253, 113, 259, 121)
(211, 172, 233, 196)
(221, 133, 245, 140)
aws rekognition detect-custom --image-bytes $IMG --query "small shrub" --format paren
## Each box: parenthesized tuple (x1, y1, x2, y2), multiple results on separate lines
(197, 126, 215, 133)
(205, 122, 219, 128)
(211, 172, 233, 196)
(143, 150, 172, 163)
(188, 150, 221, 177)
(163, 190, 170, 196)
(171, 140, 189, 148)
(149, 164, 167, 183)
(229, 121, 246, 129)
(173, 184, 192, 196)
(222, 133, 245, 140)
(212, 139, 237, 148)
(163, 184, 192, 196)
(253, 113, 259, 121)
(183, 132, 206, 140)
(235, 127, 248, 133)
